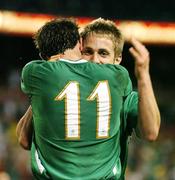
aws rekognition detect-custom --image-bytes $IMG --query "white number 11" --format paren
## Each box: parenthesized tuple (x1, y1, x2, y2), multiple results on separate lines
(55, 81, 111, 140)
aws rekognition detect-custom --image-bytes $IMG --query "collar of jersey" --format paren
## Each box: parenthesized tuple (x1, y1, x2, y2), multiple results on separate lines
(59, 58, 88, 64)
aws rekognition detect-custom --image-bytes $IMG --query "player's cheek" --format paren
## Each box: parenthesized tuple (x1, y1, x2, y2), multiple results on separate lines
(82, 54, 93, 61)
(100, 57, 109, 64)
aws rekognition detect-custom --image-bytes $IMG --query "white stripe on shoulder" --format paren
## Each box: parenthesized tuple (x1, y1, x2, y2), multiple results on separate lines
(59, 59, 88, 63)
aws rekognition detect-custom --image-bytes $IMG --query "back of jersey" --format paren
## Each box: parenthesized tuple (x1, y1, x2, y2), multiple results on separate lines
(21, 59, 131, 179)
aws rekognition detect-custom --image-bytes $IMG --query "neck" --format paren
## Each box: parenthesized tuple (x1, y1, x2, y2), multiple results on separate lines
(62, 50, 82, 61)
(63, 43, 82, 61)
(49, 42, 82, 62)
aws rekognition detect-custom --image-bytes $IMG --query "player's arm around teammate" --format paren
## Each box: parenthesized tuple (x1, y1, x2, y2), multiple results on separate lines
(16, 105, 33, 149)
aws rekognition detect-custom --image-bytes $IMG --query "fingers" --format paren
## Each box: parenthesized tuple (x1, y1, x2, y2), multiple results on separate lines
(130, 38, 148, 55)
(129, 37, 149, 59)
(129, 47, 139, 59)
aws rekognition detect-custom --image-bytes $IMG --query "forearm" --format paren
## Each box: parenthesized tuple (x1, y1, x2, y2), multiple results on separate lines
(16, 105, 33, 150)
(129, 38, 161, 141)
(137, 73, 160, 141)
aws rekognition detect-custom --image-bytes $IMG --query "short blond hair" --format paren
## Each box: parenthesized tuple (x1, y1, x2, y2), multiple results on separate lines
(81, 18, 124, 58)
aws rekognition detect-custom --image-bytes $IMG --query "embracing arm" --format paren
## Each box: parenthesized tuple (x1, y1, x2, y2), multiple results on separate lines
(129, 38, 161, 141)
(16, 105, 33, 150)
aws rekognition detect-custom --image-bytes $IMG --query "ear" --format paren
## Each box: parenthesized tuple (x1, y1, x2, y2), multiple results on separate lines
(39, 53, 48, 60)
(114, 54, 122, 64)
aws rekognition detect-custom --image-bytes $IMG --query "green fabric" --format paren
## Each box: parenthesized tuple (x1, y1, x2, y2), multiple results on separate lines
(21, 59, 132, 179)
(119, 91, 138, 180)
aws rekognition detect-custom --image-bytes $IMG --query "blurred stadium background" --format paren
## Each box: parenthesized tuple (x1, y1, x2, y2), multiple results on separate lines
(0, 1, 175, 179)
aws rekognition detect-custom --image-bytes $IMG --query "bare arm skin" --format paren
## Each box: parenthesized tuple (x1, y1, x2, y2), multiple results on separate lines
(16, 105, 33, 150)
(129, 38, 161, 141)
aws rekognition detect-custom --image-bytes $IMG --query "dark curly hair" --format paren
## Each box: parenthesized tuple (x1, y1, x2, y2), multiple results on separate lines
(33, 18, 80, 59)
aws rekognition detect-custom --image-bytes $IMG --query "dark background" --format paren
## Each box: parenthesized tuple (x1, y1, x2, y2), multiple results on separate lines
(0, 0, 175, 21)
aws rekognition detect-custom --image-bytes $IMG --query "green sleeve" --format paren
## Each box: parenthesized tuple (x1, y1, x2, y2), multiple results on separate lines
(21, 61, 34, 94)
(118, 64, 138, 132)
(119, 91, 138, 179)
(114, 65, 133, 96)
(123, 69, 133, 97)
(126, 91, 138, 133)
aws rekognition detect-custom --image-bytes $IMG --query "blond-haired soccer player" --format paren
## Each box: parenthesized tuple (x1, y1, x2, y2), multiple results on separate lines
(81, 18, 160, 179)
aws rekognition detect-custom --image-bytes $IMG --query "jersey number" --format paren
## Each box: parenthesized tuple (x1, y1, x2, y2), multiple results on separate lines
(55, 81, 111, 139)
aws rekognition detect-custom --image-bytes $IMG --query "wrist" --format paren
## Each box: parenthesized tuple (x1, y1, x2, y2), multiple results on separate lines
(137, 71, 150, 81)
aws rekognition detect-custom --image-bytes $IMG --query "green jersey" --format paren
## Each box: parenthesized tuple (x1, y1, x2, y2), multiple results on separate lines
(21, 59, 133, 180)
(119, 91, 138, 180)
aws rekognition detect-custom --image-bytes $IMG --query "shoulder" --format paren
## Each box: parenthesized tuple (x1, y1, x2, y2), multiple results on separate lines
(107, 64, 130, 82)
(23, 60, 44, 69)
(22, 60, 47, 73)
(102, 64, 129, 75)
(113, 64, 129, 75)
(92, 63, 128, 73)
